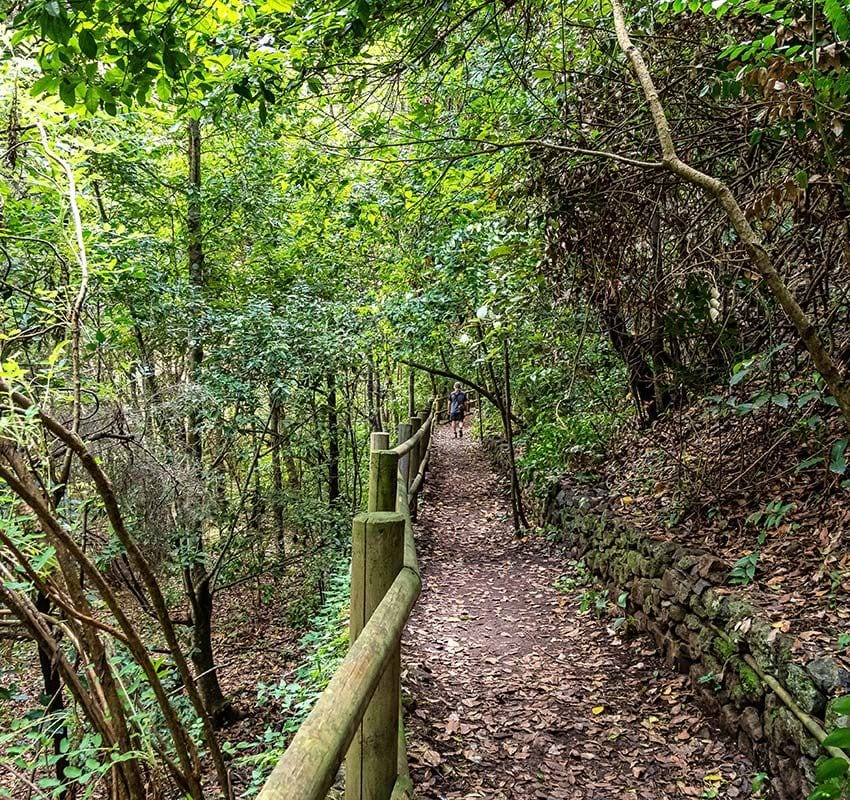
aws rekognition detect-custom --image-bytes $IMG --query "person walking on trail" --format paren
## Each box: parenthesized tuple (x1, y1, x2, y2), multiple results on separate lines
(448, 382, 469, 438)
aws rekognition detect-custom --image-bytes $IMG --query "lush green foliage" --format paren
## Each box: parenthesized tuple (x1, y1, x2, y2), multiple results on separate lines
(2, 0, 850, 795)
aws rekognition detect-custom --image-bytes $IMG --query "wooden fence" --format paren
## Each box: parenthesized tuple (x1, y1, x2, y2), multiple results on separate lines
(257, 399, 437, 800)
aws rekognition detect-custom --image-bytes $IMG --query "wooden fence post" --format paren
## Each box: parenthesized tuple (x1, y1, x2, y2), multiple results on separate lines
(345, 511, 404, 800)
(418, 407, 430, 463)
(397, 422, 412, 489)
(408, 416, 421, 519)
(368, 433, 396, 513)
(408, 417, 421, 478)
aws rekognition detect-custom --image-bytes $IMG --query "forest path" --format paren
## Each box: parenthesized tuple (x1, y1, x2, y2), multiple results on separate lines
(402, 420, 756, 800)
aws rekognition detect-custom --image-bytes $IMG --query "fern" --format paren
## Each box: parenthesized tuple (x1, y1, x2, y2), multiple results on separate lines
(823, 0, 850, 41)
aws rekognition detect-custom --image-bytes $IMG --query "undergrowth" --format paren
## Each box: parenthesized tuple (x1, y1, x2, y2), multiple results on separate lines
(239, 563, 350, 796)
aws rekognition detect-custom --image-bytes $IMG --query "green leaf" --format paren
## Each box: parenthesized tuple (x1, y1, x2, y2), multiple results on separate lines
(84, 86, 99, 113)
(829, 439, 847, 475)
(44, 0, 61, 18)
(78, 28, 98, 58)
(162, 46, 179, 78)
(822, 726, 850, 748)
(771, 393, 789, 408)
(41, 11, 72, 44)
(63, 765, 82, 779)
(824, 0, 850, 40)
(795, 455, 824, 473)
(815, 757, 849, 782)
(30, 75, 58, 96)
(798, 390, 821, 407)
(832, 696, 850, 715)
(259, 0, 293, 12)
(730, 368, 749, 386)
(59, 79, 77, 108)
(155, 76, 171, 102)
(809, 784, 842, 800)
(488, 244, 513, 258)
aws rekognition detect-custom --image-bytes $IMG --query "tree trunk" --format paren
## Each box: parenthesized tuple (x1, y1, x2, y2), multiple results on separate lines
(327, 372, 340, 505)
(187, 574, 235, 725)
(270, 401, 285, 555)
(34, 592, 70, 799)
(502, 339, 529, 533)
(185, 117, 233, 726)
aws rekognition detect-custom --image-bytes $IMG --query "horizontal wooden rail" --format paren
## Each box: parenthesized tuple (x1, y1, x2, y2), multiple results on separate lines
(407, 446, 430, 500)
(390, 403, 435, 457)
(395, 483, 420, 579)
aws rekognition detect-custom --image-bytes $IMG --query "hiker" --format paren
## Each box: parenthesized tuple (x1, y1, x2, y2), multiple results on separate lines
(448, 382, 469, 438)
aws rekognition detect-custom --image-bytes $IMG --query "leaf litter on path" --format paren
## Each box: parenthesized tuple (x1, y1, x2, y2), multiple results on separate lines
(402, 422, 757, 799)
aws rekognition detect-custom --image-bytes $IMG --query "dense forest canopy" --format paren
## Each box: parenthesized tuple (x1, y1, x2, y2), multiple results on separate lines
(0, 0, 849, 797)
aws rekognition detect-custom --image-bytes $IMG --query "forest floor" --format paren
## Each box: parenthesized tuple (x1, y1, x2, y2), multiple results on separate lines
(403, 419, 761, 800)
(596, 399, 850, 669)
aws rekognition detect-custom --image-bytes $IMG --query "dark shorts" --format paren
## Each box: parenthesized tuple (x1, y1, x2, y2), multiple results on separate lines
(450, 411, 465, 421)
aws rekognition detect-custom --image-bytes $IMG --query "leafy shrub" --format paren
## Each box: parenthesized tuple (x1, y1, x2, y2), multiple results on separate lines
(240, 563, 350, 796)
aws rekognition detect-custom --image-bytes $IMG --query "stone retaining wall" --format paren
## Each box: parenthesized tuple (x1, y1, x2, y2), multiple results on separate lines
(483, 438, 849, 799)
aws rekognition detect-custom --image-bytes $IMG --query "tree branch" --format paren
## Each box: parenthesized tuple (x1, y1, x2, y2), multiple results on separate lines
(609, 0, 850, 428)
(399, 359, 524, 427)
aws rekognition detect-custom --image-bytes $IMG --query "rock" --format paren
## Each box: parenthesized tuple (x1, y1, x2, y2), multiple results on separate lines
(784, 663, 825, 717)
(647, 621, 666, 651)
(674, 548, 701, 571)
(630, 578, 652, 606)
(776, 756, 809, 799)
(726, 659, 763, 706)
(698, 588, 727, 621)
(767, 707, 819, 759)
(683, 613, 703, 632)
(660, 568, 690, 603)
(688, 626, 713, 660)
(747, 616, 789, 674)
(740, 705, 764, 741)
(721, 702, 739, 731)
(694, 553, 730, 583)
(806, 657, 850, 696)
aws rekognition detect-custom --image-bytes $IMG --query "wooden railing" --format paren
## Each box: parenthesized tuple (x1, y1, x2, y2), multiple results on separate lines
(257, 400, 437, 800)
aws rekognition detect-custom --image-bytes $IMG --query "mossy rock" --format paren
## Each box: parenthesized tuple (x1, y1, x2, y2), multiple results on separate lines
(625, 549, 642, 574)
(783, 663, 825, 716)
(712, 633, 739, 661)
(700, 652, 723, 681)
(630, 578, 651, 606)
(747, 617, 791, 674)
(688, 626, 714, 659)
(725, 597, 755, 624)
(641, 555, 666, 578)
(699, 589, 727, 621)
(647, 539, 679, 564)
(684, 613, 703, 632)
(674, 549, 702, 572)
(767, 707, 819, 759)
(728, 659, 764, 705)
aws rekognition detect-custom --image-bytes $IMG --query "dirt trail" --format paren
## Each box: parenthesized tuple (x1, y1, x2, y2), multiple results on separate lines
(402, 421, 757, 800)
